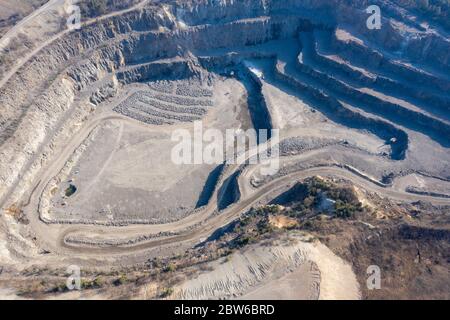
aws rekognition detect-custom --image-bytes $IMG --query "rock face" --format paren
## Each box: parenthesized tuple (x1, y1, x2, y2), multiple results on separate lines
(0, 1, 449, 301)
(0, 0, 449, 211)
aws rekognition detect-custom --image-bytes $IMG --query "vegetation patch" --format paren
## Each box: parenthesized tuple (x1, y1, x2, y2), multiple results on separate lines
(212, 177, 366, 251)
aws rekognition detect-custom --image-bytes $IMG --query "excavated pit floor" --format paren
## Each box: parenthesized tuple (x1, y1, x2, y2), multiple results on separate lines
(43, 78, 252, 224)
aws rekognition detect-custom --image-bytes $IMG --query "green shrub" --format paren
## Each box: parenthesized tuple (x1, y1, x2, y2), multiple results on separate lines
(164, 263, 176, 273)
(80, 277, 104, 289)
(114, 274, 128, 286)
(93, 277, 104, 287)
(160, 287, 174, 298)
(334, 200, 362, 218)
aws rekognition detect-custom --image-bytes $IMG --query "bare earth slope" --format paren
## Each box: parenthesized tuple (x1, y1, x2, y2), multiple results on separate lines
(0, 0, 448, 299)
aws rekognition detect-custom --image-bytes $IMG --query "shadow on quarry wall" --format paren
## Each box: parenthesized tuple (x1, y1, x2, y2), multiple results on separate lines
(199, 50, 409, 160)
(238, 67, 274, 142)
(310, 31, 450, 122)
(196, 163, 225, 208)
(217, 170, 241, 211)
(200, 219, 239, 245)
(116, 60, 198, 84)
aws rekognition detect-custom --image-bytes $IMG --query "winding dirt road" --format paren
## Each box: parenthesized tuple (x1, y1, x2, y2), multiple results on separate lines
(21, 112, 450, 262)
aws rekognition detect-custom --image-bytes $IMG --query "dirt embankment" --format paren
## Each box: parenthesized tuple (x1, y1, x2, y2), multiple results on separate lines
(306, 203, 450, 300)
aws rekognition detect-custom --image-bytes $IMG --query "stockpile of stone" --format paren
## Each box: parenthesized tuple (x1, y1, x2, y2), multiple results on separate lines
(113, 85, 213, 125)
(176, 83, 213, 98)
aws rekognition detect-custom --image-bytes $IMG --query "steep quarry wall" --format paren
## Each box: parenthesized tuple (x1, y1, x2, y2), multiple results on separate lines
(0, 0, 449, 209)
(294, 38, 450, 148)
(273, 62, 409, 161)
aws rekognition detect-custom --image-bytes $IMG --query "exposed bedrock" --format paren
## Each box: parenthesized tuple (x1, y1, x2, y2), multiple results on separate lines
(196, 164, 225, 208)
(116, 60, 199, 84)
(293, 36, 450, 148)
(384, 0, 450, 31)
(398, 225, 450, 242)
(325, 29, 450, 95)
(177, 0, 450, 72)
(0, 11, 312, 140)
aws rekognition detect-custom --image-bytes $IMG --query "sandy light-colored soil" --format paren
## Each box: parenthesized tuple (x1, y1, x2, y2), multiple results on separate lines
(0, 0, 449, 300)
(39, 77, 250, 224)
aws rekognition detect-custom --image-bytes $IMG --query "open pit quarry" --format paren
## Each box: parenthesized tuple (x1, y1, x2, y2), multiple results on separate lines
(0, 0, 449, 300)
